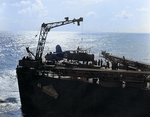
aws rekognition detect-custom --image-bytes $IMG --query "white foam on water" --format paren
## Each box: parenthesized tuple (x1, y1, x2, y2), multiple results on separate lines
(0, 102, 20, 114)
(0, 69, 21, 116)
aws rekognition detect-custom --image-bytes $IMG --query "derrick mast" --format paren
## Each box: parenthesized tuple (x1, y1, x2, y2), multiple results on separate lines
(35, 17, 83, 60)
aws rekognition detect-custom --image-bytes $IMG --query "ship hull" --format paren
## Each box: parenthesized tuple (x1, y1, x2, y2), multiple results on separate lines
(17, 67, 150, 117)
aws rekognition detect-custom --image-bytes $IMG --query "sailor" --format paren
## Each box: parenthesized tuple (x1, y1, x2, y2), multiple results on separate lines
(117, 62, 120, 70)
(23, 56, 25, 60)
(101, 59, 103, 67)
(112, 61, 116, 70)
(123, 56, 125, 60)
(77, 46, 80, 53)
(106, 60, 109, 68)
(123, 56, 128, 70)
(93, 60, 97, 65)
(98, 59, 100, 66)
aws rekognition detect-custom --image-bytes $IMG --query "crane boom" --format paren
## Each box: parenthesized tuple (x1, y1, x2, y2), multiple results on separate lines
(35, 17, 83, 60)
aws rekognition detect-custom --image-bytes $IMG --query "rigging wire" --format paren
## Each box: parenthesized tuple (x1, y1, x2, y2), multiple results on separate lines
(35, 27, 40, 38)
(81, 20, 83, 40)
(78, 19, 84, 50)
(25, 27, 41, 58)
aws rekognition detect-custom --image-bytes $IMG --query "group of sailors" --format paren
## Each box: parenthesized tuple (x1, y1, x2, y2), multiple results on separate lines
(94, 59, 120, 70)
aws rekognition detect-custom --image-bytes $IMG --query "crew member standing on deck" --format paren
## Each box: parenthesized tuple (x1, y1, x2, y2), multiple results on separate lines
(123, 56, 128, 70)
(98, 59, 100, 66)
(101, 59, 103, 67)
(106, 60, 109, 69)
(77, 46, 80, 53)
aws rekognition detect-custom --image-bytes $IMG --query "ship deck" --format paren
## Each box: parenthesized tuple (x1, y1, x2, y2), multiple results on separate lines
(39, 65, 150, 88)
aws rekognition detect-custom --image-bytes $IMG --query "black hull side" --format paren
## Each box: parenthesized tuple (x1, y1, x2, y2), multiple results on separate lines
(16, 67, 39, 116)
(17, 67, 150, 117)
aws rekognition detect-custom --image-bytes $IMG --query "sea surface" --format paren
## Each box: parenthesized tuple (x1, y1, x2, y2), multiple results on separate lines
(0, 31, 150, 117)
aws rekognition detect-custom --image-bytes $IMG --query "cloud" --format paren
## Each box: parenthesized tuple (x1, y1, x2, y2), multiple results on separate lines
(18, 0, 47, 17)
(136, 7, 148, 11)
(86, 11, 96, 17)
(112, 10, 133, 20)
(81, 0, 104, 4)
(12, 1, 31, 6)
(0, 2, 6, 14)
(62, 1, 77, 5)
(2, 3, 6, 6)
(63, 0, 104, 5)
(20, 1, 31, 5)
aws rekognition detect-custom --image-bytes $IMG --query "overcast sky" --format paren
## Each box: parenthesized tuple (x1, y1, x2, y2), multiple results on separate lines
(0, 0, 150, 33)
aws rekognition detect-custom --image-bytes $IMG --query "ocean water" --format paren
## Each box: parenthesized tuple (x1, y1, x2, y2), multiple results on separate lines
(0, 31, 150, 117)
